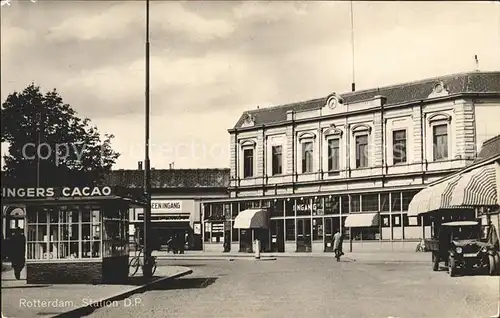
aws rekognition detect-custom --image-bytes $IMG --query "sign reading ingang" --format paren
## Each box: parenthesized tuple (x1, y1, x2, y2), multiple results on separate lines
(151, 201, 183, 212)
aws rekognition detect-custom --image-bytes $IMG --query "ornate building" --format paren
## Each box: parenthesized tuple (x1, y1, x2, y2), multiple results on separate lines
(202, 71, 500, 253)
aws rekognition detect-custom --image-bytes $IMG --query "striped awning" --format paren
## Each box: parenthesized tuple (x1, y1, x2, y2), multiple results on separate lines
(408, 187, 434, 217)
(427, 174, 463, 211)
(233, 209, 268, 229)
(450, 163, 499, 206)
(408, 175, 466, 217)
(344, 213, 379, 227)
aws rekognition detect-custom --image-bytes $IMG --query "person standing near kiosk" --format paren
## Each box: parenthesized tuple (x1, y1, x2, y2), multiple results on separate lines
(10, 227, 26, 280)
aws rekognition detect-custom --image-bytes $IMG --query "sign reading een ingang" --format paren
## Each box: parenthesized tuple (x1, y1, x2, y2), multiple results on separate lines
(151, 200, 183, 213)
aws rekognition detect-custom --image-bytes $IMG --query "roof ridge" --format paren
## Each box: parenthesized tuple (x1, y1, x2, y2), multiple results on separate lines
(246, 71, 500, 113)
(482, 134, 500, 145)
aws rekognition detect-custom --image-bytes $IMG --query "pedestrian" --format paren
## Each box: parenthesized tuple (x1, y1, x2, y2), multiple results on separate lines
(333, 229, 344, 262)
(10, 227, 26, 280)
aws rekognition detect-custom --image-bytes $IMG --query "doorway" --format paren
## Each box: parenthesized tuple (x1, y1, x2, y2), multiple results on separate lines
(270, 219, 285, 252)
(324, 217, 340, 252)
(296, 218, 311, 252)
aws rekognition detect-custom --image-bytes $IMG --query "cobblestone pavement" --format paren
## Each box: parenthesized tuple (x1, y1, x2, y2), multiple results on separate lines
(89, 258, 499, 318)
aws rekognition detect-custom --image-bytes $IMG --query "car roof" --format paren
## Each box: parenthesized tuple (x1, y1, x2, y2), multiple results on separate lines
(441, 221, 479, 226)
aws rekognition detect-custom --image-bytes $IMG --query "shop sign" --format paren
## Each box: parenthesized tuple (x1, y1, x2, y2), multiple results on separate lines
(151, 201, 182, 213)
(1, 186, 113, 198)
(294, 203, 319, 212)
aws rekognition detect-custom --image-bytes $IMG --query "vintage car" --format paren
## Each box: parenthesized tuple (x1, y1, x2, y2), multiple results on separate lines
(429, 220, 499, 277)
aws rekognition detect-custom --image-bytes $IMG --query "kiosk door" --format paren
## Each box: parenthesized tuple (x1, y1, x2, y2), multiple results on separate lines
(270, 219, 285, 252)
(296, 218, 311, 252)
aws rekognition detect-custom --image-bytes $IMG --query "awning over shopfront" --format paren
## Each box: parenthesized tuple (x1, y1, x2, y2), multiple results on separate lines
(233, 209, 268, 229)
(344, 213, 379, 227)
(408, 174, 467, 217)
(408, 186, 434, 217)
(450, 163, 499, 207)
(427, 174, 463, 211)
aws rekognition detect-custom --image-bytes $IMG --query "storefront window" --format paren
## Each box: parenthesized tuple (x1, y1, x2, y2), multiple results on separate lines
(324, 196, 340, 214)
(210, 221, 224, 243)
(312, 218, 323, 241)
(295, 198, 312, 216)
(351, 227, 380, 240)
(231, 221, 239, 242)
(203, 204, 211, 220)
(341, 195, 349, 214)
(380, 193, 390, 212)
(391, 192, 401, 212)
(351, 195, 361, 213)
(381, 215, 390, 227)
(231, 203, 239, 219)
(312, 197, 323, 216)
(361, 194, 378, 212)
(285, 219, 295, 241)
(285, 198, 295, 217)
(240, 201, 252, 211)
(102, 206, 127, 258)
(402, 191, 418, 211)
(212, 204, 224, 221)
(341, 216, 349, 239)
(270, 199, 284, 218)
(392, 215, 401, 227)
(26, 205, 103, 260)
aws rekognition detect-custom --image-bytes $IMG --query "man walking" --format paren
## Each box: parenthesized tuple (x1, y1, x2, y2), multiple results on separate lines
(333, 229, 344, 262)
(10, 228, 26, 280)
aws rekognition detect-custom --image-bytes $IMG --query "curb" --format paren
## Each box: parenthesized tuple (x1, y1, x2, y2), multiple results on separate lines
(154, 254, 428, 263)
(51, 268, 193, 318)
(156, 256, 277, 261)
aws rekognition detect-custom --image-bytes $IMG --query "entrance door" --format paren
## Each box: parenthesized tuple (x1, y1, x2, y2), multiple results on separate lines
(324, 217, 341, 252)
(296, 218, 311, 252)
(324, 218, 333, 252)
(270, 219, 285, 252)
(239, 229, 252, 253)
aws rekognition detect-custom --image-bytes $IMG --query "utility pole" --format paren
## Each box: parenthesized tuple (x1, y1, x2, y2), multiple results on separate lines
(142, 0, 152, 278)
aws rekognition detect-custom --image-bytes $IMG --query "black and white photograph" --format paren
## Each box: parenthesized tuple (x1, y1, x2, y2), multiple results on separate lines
(1, 1, 500, 317)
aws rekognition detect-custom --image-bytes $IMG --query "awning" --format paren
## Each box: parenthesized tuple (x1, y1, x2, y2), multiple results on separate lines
(408, 187, 434, 217)
(344, 213, 379, 227)
(427, 174, 463, 211)
(408, 174, 467, 217)
(450, 163, 498, 206)
(233, 209, 268, 229)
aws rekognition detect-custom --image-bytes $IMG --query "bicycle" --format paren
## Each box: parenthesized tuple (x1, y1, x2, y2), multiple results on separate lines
(129, 247, 157, 276)
(415, 239, 427, 252)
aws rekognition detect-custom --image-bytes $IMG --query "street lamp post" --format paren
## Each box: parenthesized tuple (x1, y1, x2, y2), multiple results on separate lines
(142, 0, 152, 278)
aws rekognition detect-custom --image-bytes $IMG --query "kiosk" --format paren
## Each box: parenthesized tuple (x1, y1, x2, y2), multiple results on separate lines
(1, 186, 146, 284)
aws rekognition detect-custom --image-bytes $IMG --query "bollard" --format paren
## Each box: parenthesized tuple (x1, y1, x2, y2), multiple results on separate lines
(255, 239, 261, 259)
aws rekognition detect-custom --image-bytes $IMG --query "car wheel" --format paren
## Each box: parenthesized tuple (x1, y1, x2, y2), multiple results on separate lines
(488, 254, 496, 276)
(448, 256, 457, 277)
(432, 252, 439, 271)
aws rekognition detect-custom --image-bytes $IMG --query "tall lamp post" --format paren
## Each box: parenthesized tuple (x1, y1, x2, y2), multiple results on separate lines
(142, 0, 152, 278)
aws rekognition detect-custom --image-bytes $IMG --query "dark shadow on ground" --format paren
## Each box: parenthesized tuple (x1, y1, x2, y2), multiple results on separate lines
(1, 284, 50, 289)
(146, 277, 218, 291)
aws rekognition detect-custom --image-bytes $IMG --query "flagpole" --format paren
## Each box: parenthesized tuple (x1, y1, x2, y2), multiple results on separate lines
(142, 0, 152, 278)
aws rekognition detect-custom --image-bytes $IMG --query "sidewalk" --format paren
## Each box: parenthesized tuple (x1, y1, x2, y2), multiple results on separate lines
(1, 265, 192, 318)
(152, 250, 430, 263)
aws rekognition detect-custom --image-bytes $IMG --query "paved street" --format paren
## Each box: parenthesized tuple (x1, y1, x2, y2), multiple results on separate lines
(88, 257, 499, 318)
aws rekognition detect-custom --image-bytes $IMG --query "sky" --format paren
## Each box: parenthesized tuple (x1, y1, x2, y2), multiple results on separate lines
(1, 1, 500, 170)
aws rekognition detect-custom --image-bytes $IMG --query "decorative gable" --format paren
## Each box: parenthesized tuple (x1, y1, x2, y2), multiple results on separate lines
(428, 81, 450, 98)
(323, 124, 344, 138)
(241, 112, 256, 128)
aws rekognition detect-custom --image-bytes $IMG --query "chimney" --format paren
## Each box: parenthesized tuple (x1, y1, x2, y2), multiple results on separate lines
(474, 54, 479, 71)
(351, 82, 355, 92)
(138, 161, 143, 170)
